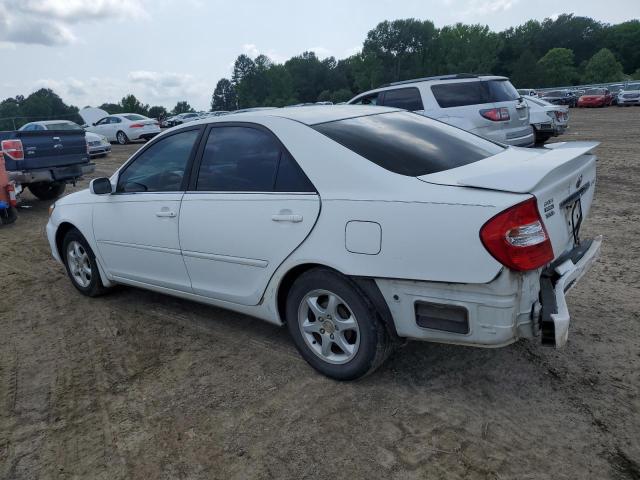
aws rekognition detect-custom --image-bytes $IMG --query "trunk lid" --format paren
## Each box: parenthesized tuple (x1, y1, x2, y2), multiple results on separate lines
(419, 142, 599, 259)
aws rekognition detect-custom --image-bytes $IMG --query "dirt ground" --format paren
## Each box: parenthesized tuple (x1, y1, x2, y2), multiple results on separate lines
(1, 107, 639, 480)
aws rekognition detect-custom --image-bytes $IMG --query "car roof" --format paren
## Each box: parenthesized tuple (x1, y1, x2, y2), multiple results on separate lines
(29, 120, 74, 125)
(197, 105, 400, 126)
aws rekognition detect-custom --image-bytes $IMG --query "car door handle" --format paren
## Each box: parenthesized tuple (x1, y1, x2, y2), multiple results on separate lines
(156, 210, 176, 218)
(272, 214, 303, 223)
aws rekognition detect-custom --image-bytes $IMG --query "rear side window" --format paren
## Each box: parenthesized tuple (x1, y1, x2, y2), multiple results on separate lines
(196, 126, 314, 192)
(431, 80, 519, 108)
(313, 111, 504, 176)
(431, 81, 487, 108)
(381, 88, 424, 111)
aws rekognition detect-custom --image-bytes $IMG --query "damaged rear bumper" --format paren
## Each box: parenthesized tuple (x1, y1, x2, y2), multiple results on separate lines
(540, 236, 602, 348)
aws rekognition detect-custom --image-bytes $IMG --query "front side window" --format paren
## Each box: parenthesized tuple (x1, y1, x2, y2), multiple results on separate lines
(313, 111, 504, 176)
(117, 129, 199, 192)
(381, 88, 424, 111)
(350, 93, 379, 106)
(95, 118, 109, 125)
(196, 126, 313, 192)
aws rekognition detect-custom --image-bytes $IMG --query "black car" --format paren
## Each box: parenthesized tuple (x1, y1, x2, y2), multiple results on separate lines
(540, 90, 578, 108)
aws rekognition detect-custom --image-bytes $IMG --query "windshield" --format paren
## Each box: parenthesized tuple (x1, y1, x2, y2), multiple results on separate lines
(312, 111, 504, 177)
(123, 114, 146, 121)
(584, 89, 605, 95)
(626, 83, 640, 90)
(46, 122, 82, 131)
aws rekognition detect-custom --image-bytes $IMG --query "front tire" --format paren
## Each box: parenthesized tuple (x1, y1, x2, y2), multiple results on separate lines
(286, 268, 392, 380)
(62, 229, 108, 297)
(116, 131, 128, 145)
(28, 182, 66, 200)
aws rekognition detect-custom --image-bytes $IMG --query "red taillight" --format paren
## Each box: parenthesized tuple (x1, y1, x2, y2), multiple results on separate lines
(480, 198, 554, 271)
(480, 107, 510, 121)
(1, 139, 24, 160)
(129, 123, 144, 128)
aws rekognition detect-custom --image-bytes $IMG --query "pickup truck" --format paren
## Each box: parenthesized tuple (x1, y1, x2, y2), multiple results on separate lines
(0, 129, 93, 200)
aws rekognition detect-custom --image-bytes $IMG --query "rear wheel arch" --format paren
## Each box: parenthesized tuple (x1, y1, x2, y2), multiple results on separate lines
(276, 263, 400, 341)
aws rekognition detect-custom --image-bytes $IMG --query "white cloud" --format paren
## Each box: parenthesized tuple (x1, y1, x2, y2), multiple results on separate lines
(307, 46, 332, 58)
(29, 70, 212, 110)
(461, 0, 520, 15)
(0, 0, 146, 46)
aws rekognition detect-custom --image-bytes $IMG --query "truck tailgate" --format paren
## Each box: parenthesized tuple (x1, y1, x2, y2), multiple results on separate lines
(4, 130, 88, 171)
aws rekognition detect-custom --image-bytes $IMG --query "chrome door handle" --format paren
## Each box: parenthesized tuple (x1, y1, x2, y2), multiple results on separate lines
(156, 211, 176, 218)
(272, 214, 303, 223)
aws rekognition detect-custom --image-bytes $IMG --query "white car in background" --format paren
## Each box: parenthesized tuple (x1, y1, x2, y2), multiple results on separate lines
(349, 75, 534, 147)
(46, 106, 601, 380)
(617, 82, 640, 106)
(19, 120, 111, 157)
(80, 108, 160, 145)
(523, 96, 569, 144)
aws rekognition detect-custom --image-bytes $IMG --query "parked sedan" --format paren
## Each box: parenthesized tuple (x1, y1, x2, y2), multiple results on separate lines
(46, 106, 601, 379)
(540, 90, 578, 107)
(523, 96, 569, 144)
(617, 83, 640, 106)
(80, 108, 160, 145)
(577, 88, 613, 108)
(19, 120, 111, 157)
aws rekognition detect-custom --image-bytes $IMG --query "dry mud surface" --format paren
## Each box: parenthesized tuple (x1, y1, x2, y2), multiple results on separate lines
(1, 108, 639, 479)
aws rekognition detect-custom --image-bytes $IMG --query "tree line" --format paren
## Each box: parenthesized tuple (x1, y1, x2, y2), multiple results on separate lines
(1, 14, 638, 129)
(213, 14, 640, 110)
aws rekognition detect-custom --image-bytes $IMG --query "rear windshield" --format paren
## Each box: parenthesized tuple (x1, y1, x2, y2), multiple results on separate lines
(312, 111, 504, 176)
(123, 114, 146, 121)
(431, 80, 519, 108)
(46, 122, 82, 130)
(542, 91, 562, 97)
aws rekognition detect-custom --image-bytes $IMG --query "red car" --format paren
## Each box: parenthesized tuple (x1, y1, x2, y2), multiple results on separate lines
(577, 88, 613, 107)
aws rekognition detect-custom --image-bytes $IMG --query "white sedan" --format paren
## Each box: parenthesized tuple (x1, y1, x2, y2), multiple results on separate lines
(46, 106, 601, 379)
(523, 96, 569, 144)
(80, 108, 160, 145)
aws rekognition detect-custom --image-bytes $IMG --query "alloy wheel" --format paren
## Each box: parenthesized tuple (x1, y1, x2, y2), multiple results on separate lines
(297, 289, 360, 364)
(66, 240, 92, 288)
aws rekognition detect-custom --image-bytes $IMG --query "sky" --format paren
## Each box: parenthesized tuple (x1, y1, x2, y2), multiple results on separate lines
(1, 0, 638, 111)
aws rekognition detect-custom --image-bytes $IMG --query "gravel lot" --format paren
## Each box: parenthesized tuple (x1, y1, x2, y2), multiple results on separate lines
(1, 108, 639, 480)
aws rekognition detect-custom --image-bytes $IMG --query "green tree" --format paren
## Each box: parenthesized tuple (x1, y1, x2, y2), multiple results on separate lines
(148, 105, 167, 120)
(603, 20, 640, 74)
(509, 50, 541, 87)
(211, 78, 237, 111)
(537, 48, 577, 87)
(99, 103, 123, 114)
(582, 48, 624, 83)
(330, 88, 354, 104)
(435, 24, 502, 74)
(120, 94, 149, 115)
(172, 101, 194, 114)
(232, 54, 257, 108)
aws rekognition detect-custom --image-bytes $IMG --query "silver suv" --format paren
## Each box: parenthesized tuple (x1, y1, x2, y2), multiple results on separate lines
(348, 74, 534, 147)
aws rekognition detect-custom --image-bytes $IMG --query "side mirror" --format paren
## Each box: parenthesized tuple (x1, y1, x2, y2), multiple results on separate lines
(90, 177, 113, 195)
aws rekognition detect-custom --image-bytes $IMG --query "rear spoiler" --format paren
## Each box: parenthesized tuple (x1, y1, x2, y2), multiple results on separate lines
(419, 142, 599, 194)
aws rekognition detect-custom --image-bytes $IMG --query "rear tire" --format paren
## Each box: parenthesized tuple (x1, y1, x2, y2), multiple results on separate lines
(62, 228, 108, 297)
(286, 268, 392, 380)
(116, 131, 128, 145)
(28, 182, 66, 200)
